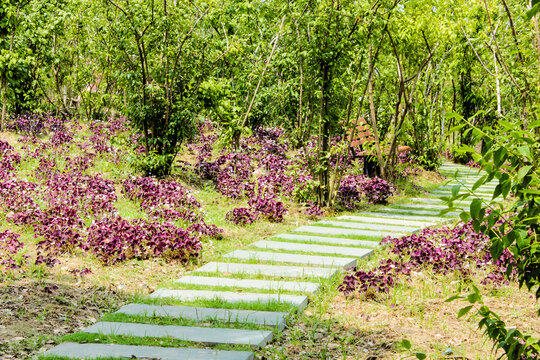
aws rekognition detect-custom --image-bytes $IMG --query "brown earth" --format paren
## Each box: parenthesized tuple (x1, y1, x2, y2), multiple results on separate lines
(0, 279, 128, 359)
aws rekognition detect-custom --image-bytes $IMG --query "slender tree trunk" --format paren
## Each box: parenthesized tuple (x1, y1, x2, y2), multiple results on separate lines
(1, 76, 6, 130)
(368, 47, 385, 179)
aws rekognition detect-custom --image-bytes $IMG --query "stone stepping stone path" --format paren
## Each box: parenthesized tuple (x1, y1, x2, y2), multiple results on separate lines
(192, 261, 337, 278)
(223, 249, 357, 268)
(44, 343, 254, 360)
(175, 275, 321, 293)
(251, 240, 372, 258)
(273, 233, 380, 247)
(83, 321, 274, 347)
(115, 304, 289, 330)
(43, 162, 491, 359)
(293, 225, 406, 238)
(150, 289, 309, 310)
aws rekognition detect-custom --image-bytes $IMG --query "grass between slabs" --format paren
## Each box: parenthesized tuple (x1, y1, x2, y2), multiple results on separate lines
(221, 245, 372, 260)
(100, 312, 275, 331)
(54, 332, 254, 352)
(133, 296, 300, 314)
(157, 281, 312, 296)
(287, 231, 384, 242)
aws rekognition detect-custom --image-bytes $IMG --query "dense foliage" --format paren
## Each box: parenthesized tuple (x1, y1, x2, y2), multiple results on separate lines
(0, 116, 213, 269)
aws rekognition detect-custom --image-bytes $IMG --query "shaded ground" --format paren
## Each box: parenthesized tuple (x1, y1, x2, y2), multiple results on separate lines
(0, 279, 128, 359)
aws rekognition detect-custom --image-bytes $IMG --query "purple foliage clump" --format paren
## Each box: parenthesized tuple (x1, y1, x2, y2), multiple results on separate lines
(359, 177, 396, 204)
(337, 175, 366, 210)
(123, 177, 222, 237)
(226, 208, 257, 225)
(339, 220, 515, 295)
(0, 230, 28, 272)
(86, 217, 202, 265)
(305, 201, 324, 218)
(248, 190, 287, 223)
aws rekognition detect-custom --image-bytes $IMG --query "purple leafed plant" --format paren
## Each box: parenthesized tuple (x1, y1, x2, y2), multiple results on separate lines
(86, 217, 202, 265)
(248, 189, 287, 223)
(0, 230, 28, 273)
(339, 220, 515, 295)
(226, 207, 257, 225)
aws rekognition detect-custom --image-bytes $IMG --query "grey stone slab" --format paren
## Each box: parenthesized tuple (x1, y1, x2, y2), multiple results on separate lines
(352, 212, 451, 223)
(42, 342, 254, 360)
(272, 233, 380, 248)
(429, 190, 495, 199)
(223, 250, 356, 268)
(175, 275, 321, 293)
(252, 240, 373, 259)
(316, 220, 419, 233)
(391, 203, 466, 211)
(115, 303, 288, 330)
(440, 184, 496, 191)
(193, 262, 336, 279)
(373, 207, 459, 217)
(83, 322, 273, 348)
(294, 225, 404, 238)
(150, 289, 309, 310)
(337, 215, 436, 227)
(409, 197, 472, 206)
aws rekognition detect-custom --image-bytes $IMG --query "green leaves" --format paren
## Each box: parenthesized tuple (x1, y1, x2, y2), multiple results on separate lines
(470, 198, 483, 219)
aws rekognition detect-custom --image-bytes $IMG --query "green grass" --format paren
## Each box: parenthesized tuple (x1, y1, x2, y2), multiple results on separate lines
(57, 332, 254, 352)
(100, 312, 273, 330)
(284, 231, 383, 242)
(157, 280, 311, 296)
(133, 295, 300, 313)
(189, 268, 338, 282)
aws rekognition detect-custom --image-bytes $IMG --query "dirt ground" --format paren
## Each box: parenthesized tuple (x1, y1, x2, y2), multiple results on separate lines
(0, 279, 129, 359)
(328, 283, 540, 360)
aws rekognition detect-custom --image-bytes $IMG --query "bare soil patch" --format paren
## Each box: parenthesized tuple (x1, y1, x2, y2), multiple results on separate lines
(329, 280, 540, 360)
(0, 279, 129, 359)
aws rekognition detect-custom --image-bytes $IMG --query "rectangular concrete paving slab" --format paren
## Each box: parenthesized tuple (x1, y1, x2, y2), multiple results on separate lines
(390, 203, 466, 210)
(83, 321, 273, 348)
(272, 233, 380, 247)
(293, 225, 403, 238)
(115, 303, 289, 330)
(352, 212, 451, 223)
(42, 342, 254, 360)
(409, 197, 472, 206)
(193, 262, 336, 278)
(252, 240, 373, 258)
(316, 220, 419, 233)
(223, 250, 356, 268)
(150, 289, 309, 310)
(337, 215, 436, 227)
(373, 208, 459, 217)
(175, 274, 321, 293)
(429, 191, 495, 199)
